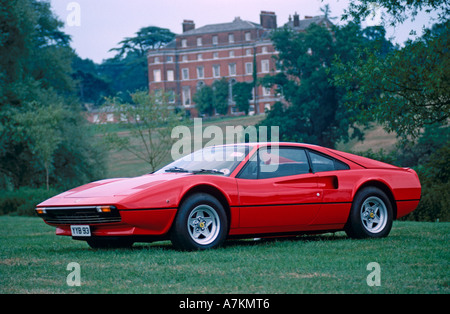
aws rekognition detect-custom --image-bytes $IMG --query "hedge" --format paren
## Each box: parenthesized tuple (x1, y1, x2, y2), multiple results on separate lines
(0, 187, 61, 216)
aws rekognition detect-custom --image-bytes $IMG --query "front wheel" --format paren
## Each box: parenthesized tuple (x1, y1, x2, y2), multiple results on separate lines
(345, 187, 393, 239)
(171, 193, 228, 250)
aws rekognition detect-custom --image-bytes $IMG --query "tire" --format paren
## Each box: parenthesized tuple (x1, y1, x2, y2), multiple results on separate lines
(171, 193, 228, 250)
(345, 187, 393, 239)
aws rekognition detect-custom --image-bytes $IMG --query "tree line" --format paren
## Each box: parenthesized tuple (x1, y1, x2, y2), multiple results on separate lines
(0, 0, 176, 192)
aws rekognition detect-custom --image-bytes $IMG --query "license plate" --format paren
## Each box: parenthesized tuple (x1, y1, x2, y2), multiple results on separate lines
(71, 225, 91, 237)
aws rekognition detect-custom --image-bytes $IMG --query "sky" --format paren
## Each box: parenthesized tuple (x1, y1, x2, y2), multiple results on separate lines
(48, 0, 441, 64)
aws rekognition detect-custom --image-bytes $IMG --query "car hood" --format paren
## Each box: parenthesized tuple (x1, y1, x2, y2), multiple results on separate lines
(63, 173, 191, 198)
(38, 173, 190, 207)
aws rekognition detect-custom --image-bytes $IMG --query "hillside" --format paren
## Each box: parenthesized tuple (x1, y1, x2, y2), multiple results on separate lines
(100, 116, 397, 178)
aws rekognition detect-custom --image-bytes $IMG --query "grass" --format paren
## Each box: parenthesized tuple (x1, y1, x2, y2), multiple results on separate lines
(1, 216, 448, 294)
(336, 124, 398, 153)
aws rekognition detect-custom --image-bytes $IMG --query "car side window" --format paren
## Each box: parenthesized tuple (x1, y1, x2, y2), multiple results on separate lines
(308, 151, 349, 173)
(238, 147, 311, 179)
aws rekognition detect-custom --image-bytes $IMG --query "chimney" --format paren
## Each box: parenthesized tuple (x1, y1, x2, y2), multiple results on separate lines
(182, 20, 195, 33)
(293, 12, 300, 27)
(260, 11, 277, 29)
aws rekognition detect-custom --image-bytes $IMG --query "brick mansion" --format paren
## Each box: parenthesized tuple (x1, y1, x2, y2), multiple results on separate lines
(147, 11, 332, 117)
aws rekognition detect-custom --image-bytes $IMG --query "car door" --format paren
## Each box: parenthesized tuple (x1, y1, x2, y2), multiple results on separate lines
(236, 146, 323, 230)
(307, 149, 353, 225)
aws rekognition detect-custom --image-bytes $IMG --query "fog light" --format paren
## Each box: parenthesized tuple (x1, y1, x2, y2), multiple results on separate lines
(96, 206, 112, 213)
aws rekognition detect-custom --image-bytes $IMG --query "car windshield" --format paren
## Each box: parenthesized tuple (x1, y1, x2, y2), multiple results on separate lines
(155, 144, 252, 176)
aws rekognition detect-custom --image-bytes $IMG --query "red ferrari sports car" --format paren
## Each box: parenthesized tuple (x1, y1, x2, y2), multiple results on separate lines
(36, 142, 421, 250)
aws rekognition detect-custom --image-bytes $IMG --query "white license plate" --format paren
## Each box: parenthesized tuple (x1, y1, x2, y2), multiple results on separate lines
(71, 225, 91, 237)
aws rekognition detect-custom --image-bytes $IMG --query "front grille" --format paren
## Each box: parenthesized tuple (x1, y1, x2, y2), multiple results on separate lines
(38, 206, 122, 225)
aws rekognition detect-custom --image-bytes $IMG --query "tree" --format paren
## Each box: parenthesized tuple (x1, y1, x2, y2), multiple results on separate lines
(102, 91, 182, 172)
(0, 0, 106, 190)
(110, 26, 175, 58)
(193, 78, 230, 116)
(342, 0, 449, 26)
(336, 2, 449, 141)
(100, 26, 176, 99)
(0, 0, 74, 107)
(212, 78, 230, 115)
(13, 102, 63, 190)
(232, 82, 253, 115)
(259, 22, 386, 148)
(193, 85, 214, 116)
(72, 56, 112, 105)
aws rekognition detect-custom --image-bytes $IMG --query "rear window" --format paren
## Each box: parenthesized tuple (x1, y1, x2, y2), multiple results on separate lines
(308, 151, 349, 173)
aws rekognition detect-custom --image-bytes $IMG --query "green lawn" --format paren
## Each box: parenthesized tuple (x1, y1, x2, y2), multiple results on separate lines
(1, 216, 448, 294)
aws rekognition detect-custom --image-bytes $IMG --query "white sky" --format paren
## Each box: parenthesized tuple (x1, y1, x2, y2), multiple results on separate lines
(48, 0, 441, 63)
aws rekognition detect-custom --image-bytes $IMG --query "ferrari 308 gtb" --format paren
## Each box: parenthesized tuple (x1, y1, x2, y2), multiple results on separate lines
(36, 142, 421, 250)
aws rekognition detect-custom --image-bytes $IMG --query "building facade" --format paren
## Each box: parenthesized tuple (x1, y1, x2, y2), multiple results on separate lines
(147, 11, 331, 117)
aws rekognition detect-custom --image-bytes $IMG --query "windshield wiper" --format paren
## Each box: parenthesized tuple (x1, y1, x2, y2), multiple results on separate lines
(165, 167, 189, 173)
(192, 169, 224, 175)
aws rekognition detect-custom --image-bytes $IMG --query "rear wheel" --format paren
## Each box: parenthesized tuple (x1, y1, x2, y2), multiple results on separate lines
(171, 193, 228, 250)
(345, 187, 393, 239)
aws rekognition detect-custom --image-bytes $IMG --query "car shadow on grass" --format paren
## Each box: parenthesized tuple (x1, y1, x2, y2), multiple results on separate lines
(127, 232, 351, 251)
(48, 232, 359, 252)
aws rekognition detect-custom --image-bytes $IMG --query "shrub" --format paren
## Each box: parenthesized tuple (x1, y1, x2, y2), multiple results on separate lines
(0, 187, 60, 216)
(404, 144, 450, 222)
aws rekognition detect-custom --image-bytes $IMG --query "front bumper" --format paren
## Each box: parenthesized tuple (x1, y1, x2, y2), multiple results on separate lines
(36, 206, 177, 238)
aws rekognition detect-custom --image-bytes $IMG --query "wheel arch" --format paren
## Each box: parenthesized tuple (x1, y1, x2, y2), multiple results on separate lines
(178, 184, 232, 230)
(354, 180, 397, 220)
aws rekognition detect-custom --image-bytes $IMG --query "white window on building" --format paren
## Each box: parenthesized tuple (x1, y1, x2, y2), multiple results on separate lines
(261, 59, 270, 73)
(93, 114, 99, 124)
(166, 56, 173, 63)
(181, 39, 187, 48)
(212, 35, 218, 45)
(245, 32, 251, 41)
(245, 62, 253, 75)
(263, 86, 271, 96)
(154, 56, 160, 63)
(229, 50, 235, 58)
(228, 33, 234, 43)
(246, 49, 252, 56)
(182, 68, 189, 80)
(213, 52, 219, 59)
(262, 46, 268, 53)
(213, 65, 220, 78)
(197, 66, 204, 79)
(182, 86, 191, 106)
(107, 113, 114, 123)
(197, 53, 203, 60)
(197, 37, 202, 46)
(167, 70, 174, 82)
(153, 69, 161, 82)
(182, 55, 188, 62)
(229, 63, 236, 76)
